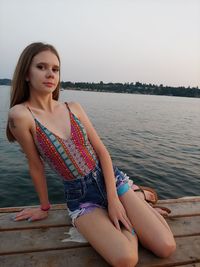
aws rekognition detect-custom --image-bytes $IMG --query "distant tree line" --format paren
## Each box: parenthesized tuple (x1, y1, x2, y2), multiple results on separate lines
(1, 79, 200, 98)
(0, 79, 11, 86)
(61, 81, 200, 98)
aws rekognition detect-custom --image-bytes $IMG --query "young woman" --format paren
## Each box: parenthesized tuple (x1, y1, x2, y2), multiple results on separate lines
(7, 42, 176, 267)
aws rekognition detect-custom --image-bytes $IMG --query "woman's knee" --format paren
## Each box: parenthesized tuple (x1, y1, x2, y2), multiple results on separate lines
(113, 253, 138, 267)
(155, 238, 176, 258)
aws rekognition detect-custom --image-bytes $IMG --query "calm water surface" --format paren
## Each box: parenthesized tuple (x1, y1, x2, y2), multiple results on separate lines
(0, 86, 199, 207)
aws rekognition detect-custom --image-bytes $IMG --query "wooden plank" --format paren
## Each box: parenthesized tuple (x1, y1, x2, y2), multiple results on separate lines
(0, 199, 200, 230)
(168, 216, 200, 237)
(176, 264, 200, 267)
(156, 201, 200, 218)
(1, 214, 200, 239)
(0, 201, 200, 231)
(0, 210, 71, 230)
(0, 226, 88, 255)
(0, 247, 109, 267)
(0, 236, 199, 267)
(158, 197, 200, 204)
(0, 196, 199, 213)
(137, 236, 200, 267)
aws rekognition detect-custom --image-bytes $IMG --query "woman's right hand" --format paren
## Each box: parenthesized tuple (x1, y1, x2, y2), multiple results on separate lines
(12, 207, 48, 222)
(108, 196, 133, 233)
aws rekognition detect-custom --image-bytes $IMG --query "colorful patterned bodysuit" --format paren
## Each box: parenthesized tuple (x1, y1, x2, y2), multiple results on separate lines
(28, 103, 98, 180)
(27, 102, 132, 226)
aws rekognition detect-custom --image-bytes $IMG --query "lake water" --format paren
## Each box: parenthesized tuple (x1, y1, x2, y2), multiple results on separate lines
(0, 85, 199, 207)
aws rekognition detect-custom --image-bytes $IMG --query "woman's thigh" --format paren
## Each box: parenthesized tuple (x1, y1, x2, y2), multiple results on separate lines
(75, 208, 138, 266)
(119, 189, 176, 257)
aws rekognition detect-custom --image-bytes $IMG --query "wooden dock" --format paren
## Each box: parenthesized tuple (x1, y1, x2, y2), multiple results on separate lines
(0, 197, 200, 267)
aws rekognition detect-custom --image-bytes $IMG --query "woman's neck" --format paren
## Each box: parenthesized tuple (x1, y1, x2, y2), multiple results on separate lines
(27, 93, 58, 112)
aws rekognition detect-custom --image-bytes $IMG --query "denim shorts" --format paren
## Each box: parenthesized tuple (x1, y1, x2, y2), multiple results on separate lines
(63, 161, 131, 226)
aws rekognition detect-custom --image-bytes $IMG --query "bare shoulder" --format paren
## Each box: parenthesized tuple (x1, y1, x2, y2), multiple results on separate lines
(68, 101, 82, 110)
(9, 104, 30, 121)
(67, 101, 94, 130)
(67, 101, 85, 116)
(8, 104, 33, 132)
(8, 104, 43, 163)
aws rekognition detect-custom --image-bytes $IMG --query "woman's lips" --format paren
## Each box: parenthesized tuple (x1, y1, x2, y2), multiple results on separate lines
(43, 82, 55, 87)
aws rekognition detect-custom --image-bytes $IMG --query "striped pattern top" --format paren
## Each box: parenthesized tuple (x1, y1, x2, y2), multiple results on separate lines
(29, 103, 98, 180)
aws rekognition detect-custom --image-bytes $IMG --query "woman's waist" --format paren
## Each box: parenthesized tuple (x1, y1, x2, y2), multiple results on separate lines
(62, 160, 102, 185)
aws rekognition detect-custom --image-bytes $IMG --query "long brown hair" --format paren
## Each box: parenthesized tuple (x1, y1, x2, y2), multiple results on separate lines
(6, 42, 61, 142)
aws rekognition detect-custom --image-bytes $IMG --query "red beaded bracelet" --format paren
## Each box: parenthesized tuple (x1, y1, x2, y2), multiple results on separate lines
(40, 203, 51, 211)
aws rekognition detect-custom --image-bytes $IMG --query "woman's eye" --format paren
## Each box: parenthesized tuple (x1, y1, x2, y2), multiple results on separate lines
(52, 68, 59, 73)
(37, 65, 45, 70)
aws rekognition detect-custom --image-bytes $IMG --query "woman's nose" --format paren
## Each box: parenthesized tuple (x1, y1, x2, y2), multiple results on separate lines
(46, 69, 54, 78)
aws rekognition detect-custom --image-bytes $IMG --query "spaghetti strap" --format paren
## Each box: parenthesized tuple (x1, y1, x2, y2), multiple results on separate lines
(26, 105, 36, 119)
(65, 102, 71, 112)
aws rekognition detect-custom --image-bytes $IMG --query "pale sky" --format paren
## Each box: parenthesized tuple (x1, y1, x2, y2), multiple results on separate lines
(0, 0, 199, 87)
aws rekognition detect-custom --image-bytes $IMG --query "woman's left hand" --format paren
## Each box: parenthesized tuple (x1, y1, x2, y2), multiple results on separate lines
(12, 207, 48, 222)
(108, 197, 132, 233)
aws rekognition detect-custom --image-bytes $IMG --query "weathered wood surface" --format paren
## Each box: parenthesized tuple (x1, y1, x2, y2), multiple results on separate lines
(0, 196, 200, 267)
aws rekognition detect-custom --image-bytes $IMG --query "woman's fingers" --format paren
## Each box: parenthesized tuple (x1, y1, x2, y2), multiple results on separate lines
(121, 215, 133, 233)
(112, 212, 132, 233)
(11, 208, 48, 222)
(113, 218, 121, 231)
(13, 215, 30, 221)
(108, 198, 133, 233)
(13, 209, 30, 221)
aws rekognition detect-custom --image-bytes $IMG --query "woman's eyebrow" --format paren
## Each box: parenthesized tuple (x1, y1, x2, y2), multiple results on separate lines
(36, 62, 60, 68)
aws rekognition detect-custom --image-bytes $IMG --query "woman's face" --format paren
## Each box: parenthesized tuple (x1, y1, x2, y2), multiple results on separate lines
(26, 50, 60, 95)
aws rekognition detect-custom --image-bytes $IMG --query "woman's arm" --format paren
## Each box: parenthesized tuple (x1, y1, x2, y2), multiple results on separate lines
(69, 102, 132, 232)
(8, 106, 49, 221)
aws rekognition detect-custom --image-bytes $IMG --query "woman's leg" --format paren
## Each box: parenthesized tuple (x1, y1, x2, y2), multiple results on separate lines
(119, 189, 176, 258)
(131, 184, 170, 216)
(148, 203, 172, 231)
(132, 187, 171, 231)
(75, 208, 138, 267)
